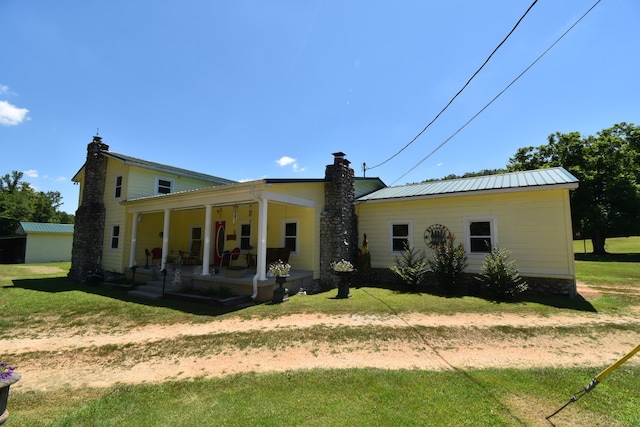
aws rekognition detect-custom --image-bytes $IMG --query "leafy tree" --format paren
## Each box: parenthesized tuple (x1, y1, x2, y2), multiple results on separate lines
(508, 122, 640, 255)
(0, 170, 73, 235)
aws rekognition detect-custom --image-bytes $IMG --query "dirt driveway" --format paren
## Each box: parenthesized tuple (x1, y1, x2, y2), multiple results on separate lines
(6, 283, 640, 394)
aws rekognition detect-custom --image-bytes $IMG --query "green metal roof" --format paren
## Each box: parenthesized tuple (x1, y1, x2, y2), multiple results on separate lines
(356, 167, 579, 202)
(19, 222, 74, 234)
(73, 151, 237, 186)
(104, 152, 236, 186)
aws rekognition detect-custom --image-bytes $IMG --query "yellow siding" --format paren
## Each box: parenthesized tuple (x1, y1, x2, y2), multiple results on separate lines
(102, 160, 128, 271)
(126, 166, 218, 200)
(265, 182, 325, 276)
(357, 188, 575, 279)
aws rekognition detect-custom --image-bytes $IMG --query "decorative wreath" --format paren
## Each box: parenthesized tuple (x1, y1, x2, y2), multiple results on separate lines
(423, 224, 451, 248)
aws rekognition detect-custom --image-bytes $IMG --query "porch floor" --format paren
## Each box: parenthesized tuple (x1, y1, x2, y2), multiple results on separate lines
(126, 265, 314, 303)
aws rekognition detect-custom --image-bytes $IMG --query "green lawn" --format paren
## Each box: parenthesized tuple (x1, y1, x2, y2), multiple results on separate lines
(2, 238, 639, 426)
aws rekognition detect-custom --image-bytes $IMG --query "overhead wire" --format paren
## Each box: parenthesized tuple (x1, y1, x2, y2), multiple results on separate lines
(366, 0, 539, 172)
(389, 0, 602, 186)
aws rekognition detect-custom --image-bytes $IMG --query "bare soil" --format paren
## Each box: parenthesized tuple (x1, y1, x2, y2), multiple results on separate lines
(4, 282, 638, 397)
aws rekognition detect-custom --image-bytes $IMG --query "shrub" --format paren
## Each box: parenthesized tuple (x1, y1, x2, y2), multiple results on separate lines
(477, 245, 528, 300)
(428, 234, 468, 294)
(390, 243, 429, 291)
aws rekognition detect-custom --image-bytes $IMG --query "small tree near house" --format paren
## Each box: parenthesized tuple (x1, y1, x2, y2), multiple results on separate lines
(389, 242, 429, 292)
(476, 245, 528, 300)
(427, 234, 468, 294)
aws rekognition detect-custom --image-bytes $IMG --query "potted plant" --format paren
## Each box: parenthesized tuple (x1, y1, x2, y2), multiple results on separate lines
(331, 259, 355, 298)
(269, 259, 291, 303)
(0, 362, 20, 425)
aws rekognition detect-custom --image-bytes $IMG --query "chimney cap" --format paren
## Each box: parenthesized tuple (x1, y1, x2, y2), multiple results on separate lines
(332, 152, 346, 158)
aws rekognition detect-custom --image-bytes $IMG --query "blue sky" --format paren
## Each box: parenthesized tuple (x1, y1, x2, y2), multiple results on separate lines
(1, 1, 638, 214)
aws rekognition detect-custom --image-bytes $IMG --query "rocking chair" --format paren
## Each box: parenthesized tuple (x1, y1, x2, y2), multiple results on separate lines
(180, 241, 202, 266)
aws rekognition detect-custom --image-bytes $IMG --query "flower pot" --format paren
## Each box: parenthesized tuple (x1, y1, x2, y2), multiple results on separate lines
(0, 373, 21, 425)
(333, 270, 353, 299)
(272, 276, 289, 303)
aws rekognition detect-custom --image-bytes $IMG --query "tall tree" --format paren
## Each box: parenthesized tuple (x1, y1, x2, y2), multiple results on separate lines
(0, 170, 73, 235)
(508, 123, 640, 255)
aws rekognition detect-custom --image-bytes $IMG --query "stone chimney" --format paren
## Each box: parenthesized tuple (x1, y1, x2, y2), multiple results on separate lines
(319, 152, 358, 288)
(69, 135, 109, 282)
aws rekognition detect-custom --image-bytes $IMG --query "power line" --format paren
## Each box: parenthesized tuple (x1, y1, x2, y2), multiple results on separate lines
(366, 0, 539, 172)
(389, 0, 603, 186)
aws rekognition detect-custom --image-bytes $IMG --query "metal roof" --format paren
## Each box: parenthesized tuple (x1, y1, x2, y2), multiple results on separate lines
(356, 167, 578, 202)
(105, 152, 236, 185)
(73, 151, 236, 186)
(19, 222, 74, 234)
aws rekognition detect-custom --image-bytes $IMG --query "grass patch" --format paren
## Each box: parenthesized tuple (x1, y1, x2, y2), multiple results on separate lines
(3, 245, 640, 426)
(10, 367, 639, 427)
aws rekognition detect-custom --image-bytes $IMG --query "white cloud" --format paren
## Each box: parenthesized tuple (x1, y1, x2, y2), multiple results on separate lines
(276, 156, 296, 167)
(0, 85, 8, 95)
(0, 100, 29, 126)
(293, 163, 307, 173)
(24, 169, 39, 178)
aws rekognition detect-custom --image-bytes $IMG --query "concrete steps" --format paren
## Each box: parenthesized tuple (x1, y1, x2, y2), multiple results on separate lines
(127, 278, 192, 300)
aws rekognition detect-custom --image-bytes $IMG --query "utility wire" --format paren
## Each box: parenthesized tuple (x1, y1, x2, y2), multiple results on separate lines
(389, 0, 602, 186)
(366, 0, 539, 172)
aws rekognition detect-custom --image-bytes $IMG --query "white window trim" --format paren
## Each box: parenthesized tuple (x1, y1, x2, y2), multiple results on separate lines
(155, 176, 174, 195)
(281, 218, 299, 255)
(463, 216, 498, 256)
(190, 225, 203, 247)
(110, 224, 121, 250)
(388, 219, 413, 254)
(239, 221, 252, 252)
(114, 175, 123, 200)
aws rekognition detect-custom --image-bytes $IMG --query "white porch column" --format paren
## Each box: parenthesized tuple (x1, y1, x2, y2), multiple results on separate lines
(129, 212, 139, 267)
(161, 209, 171, 271)
(256, 198, 268, 280)
(201, 204, 213, 275)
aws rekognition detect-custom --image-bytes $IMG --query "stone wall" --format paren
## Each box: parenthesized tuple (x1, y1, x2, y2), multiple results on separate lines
(319, 153, 358, 289)
(69, 136, 109, 283)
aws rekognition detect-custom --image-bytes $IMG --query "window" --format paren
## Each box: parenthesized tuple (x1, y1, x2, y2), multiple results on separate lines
(110, 225, 120, 249)
(240, 222, 252, 250)
(114, 176, 122, 198)
(283, 220, 298, 253)
(190, 226, 202, 252)
(156, 177, 173, 195)
(389, 220, 412, 253)
(464, 216, 497, 254)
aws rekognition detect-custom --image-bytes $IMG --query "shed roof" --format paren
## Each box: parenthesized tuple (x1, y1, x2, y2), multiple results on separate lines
(356, 167, 578, 202)
(19, 222, 74, 234)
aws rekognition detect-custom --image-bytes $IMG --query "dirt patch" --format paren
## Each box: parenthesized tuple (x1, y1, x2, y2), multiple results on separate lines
(7, 309, 640, 393)
(4, 281, 639, 395)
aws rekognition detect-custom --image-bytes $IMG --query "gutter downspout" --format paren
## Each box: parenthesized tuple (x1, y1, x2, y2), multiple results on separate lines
(250, 186, 268, 300)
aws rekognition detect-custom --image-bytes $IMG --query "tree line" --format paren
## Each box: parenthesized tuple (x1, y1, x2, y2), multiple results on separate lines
(426, 122, 640, 255)
(2, 122, 638, 253)
(0, 171, 74, 236)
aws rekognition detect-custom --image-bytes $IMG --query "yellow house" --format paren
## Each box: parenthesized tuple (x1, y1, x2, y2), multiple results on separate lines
(357, 167, 579, 296)
(70, 136, 578, 300)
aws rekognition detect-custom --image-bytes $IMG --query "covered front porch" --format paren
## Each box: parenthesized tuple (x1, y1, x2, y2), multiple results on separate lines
(122, 179, 322, 300)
